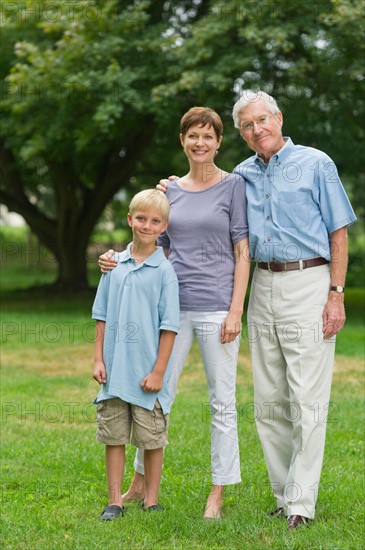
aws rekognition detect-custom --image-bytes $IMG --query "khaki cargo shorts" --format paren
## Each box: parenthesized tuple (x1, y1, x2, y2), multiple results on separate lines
(96, 397, 169, 449)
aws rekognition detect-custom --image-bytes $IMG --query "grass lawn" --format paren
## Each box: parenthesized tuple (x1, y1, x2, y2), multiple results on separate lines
(1, 230, 364, 549)
(1, 288, 364, 549)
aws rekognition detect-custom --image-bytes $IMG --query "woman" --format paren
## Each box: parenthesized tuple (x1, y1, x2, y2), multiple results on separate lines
(98, 107, 250, 519)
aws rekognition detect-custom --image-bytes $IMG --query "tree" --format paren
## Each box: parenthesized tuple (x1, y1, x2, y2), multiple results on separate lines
(0, 0, 209, 289)
(153, 0, 364, 171)
(152, 0, 364, 279)
(1, 1, 363, 289)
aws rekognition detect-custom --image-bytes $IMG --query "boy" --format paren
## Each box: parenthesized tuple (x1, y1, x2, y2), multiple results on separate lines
(92, 189, 179, 521)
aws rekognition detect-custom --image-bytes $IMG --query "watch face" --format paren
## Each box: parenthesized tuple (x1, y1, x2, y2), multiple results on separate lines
(331, 286, 344, 293)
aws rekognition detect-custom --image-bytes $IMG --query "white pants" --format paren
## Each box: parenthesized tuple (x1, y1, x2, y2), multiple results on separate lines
(134, 311, 241, 486)
(248, 264, 335, 518)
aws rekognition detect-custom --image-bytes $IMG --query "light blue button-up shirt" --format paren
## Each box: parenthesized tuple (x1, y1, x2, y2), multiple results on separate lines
(234, 138, 356, 262)
(92, 244, 179, 413)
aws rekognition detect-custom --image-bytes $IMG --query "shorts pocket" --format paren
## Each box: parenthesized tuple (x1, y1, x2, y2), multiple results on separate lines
(96, 400, 106, 421)
(152, 401, 169, 434)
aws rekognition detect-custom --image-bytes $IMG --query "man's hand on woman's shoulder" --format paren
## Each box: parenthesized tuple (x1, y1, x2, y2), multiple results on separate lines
(156, 176, 178, 193)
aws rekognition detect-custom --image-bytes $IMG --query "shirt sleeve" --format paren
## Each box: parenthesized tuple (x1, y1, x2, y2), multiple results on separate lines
(317, 155, 357, 233)
(158, 264, 180, 334)
(229, 174, 249, 243)
(91, 273, 111, 321)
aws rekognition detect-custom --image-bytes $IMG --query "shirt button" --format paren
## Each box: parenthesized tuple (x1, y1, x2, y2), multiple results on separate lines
(266, 173, 270, 177)
(266, 216, 271, 221)
(267, 237, 271, 241)
(265, 194, 270, 199)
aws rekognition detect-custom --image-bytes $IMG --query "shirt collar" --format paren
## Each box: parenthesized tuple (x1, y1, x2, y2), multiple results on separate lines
(119, 242, 166, 267)
(254, 137, 294, 165)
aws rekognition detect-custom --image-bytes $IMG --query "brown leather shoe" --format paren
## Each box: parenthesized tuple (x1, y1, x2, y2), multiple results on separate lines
(287, 515, 309, 530)
(268, 507, 285, 518)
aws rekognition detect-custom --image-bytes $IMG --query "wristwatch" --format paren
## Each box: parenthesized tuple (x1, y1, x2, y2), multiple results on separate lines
(330, 285, 345, 293)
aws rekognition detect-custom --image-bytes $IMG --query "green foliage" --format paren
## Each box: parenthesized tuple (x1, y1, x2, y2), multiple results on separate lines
(2, 2, 155, 161)
(1, 0, 364, 289)
(0, 1, 204, 288)
(347, 229, 365, 288)
(154, 0, 365, 218)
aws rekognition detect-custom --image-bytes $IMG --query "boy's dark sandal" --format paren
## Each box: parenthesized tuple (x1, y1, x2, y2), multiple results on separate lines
(142, 503, 164, 512)
(99, 504, 125, 521)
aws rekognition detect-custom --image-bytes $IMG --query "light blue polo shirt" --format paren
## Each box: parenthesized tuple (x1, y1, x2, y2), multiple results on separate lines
(92, 244, 179, 413)
(234, 138, 357, 262)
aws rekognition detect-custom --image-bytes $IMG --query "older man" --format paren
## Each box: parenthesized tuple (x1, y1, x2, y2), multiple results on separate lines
(232, 91, 356, 529)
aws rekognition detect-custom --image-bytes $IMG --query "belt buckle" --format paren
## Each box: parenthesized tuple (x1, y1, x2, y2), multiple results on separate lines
(267, 262, 272, 272)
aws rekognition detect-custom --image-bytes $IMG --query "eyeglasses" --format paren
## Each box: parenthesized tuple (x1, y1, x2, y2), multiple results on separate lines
(239, 114, 273, 133)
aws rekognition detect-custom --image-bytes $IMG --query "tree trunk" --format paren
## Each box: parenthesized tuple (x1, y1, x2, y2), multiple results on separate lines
(54, 240, 89, 290)
(1, 131, 152, 291)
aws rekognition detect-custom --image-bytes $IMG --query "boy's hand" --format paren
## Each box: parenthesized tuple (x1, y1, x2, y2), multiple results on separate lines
(98, 249, 117, 273)
(93, 361, 107, 384)
(140, 372, 164, 392)
(156, 176, 178, 193)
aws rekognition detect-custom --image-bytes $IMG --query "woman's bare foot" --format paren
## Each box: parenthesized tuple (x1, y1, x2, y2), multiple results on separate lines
(122, 472, 145, 502)
(203, 485, 223, 520)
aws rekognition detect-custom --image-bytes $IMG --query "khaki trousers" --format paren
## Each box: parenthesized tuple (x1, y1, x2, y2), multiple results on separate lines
(248, 264, 335, 518)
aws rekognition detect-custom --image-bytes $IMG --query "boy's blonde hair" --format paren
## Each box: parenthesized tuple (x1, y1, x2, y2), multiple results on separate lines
(129, 189, 170, 220)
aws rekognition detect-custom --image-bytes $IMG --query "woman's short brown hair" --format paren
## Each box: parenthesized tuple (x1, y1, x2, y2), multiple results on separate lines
(180, 107, 223, 139)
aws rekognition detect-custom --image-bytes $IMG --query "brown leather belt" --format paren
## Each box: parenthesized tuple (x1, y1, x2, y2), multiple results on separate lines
(257, 257, 329, 272)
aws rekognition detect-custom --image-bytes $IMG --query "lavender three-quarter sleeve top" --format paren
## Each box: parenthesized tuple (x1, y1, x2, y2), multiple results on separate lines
(158, 173, 248, 311)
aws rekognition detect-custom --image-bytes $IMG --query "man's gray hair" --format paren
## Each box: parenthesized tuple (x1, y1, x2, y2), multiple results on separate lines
(232, 90, 281, 129)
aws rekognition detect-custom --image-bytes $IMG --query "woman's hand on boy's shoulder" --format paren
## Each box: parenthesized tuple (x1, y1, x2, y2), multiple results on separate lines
(98, 249, 117, 273)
